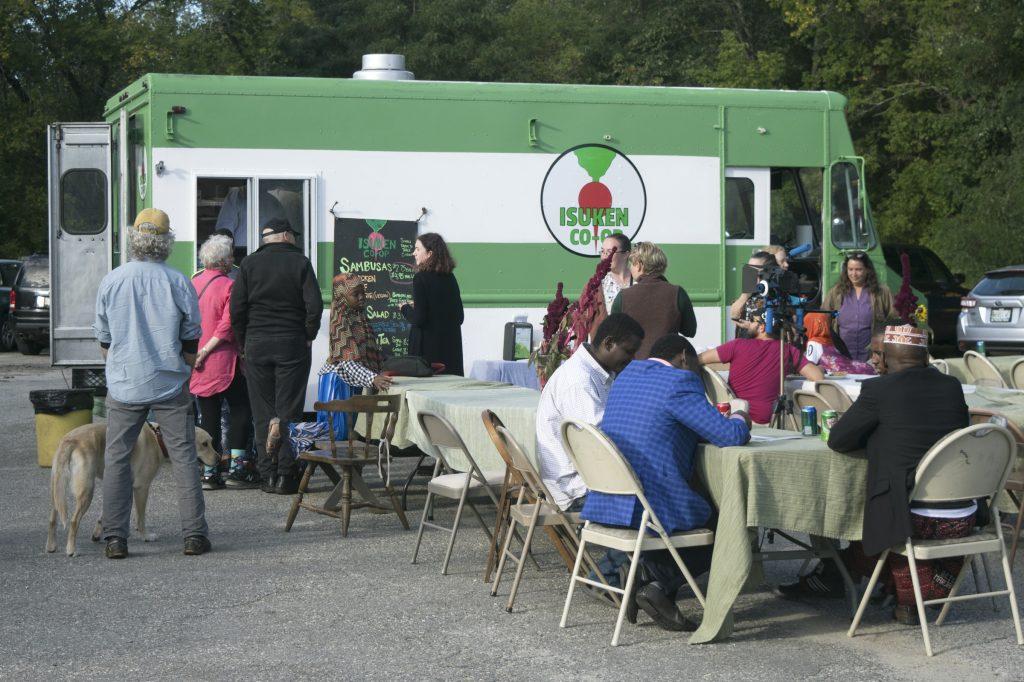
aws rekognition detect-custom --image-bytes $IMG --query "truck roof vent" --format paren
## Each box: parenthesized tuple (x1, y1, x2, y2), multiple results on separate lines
(353, 54, 414, 81)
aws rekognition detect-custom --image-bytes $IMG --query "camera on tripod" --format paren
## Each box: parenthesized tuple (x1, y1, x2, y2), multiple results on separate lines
(741, 262, 806, 335)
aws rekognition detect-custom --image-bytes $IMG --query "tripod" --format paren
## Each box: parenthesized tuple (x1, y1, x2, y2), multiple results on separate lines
(768, 322, 799, 431)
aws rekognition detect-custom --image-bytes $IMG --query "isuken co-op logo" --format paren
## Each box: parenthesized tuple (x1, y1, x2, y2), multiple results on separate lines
(540, 144, 646, 257)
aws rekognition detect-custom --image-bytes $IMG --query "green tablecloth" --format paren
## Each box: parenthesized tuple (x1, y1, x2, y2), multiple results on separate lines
(945, 355, 1022, 386)
(691, 429, 867, 643)
(403, 387, 541, 472)
(356, 375, 509, 447)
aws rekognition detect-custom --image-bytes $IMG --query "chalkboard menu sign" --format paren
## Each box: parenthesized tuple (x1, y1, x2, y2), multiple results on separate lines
(333, 218, 418, 358)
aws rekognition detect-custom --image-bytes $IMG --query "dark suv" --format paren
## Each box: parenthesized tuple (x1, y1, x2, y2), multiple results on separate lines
(10, 255, 49, 355)
(0, 259, 21, 351)
(882, 244, 967, 345)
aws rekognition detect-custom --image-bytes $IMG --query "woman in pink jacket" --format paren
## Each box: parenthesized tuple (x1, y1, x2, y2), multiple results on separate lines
(191, 235, 255, 489)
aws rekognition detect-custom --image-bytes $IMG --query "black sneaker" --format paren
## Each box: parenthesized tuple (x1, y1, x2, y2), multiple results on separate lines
(776, 562, 845, 600)
(224, 468, 260, 489)
(104, 537, 128, 559)
(202, 473, 225, 491)
(183, 535, 212, 556)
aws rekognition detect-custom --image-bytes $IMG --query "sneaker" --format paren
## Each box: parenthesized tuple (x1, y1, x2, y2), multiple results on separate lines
(183, 535, 212, 556)
(635, 583, 697, 632)
(274, 474, 299, 495)
(224, 468, 261, 489)
(104, 537, 128, 559)
(201, 473, 225, 491)
(260, 474, 279, 494)
(776, 562, 845, 600)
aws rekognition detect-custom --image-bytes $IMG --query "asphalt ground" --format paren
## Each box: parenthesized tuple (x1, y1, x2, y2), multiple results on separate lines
(1, 352, 1021, 680)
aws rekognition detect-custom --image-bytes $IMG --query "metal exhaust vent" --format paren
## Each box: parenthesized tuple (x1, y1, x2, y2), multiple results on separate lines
(353, 54, 414, 81)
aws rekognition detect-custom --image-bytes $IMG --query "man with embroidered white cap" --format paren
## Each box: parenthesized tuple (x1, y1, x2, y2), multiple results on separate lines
(777, 322, 970, 626)
(94, 208, 210, 559)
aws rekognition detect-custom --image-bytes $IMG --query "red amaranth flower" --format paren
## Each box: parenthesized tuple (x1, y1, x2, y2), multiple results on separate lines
(893, 251, 919, 323)
(568, 256, 613, 348)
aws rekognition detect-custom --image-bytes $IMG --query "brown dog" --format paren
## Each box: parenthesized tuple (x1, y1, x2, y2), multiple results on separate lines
(46, 422, 220, 556)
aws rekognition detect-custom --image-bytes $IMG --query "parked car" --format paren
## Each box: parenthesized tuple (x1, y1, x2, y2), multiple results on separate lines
(882, 244, 967, 345)
(0, 259, 22, 351)
(957, 265, 1024, 353)
(10, 255, 49, 355)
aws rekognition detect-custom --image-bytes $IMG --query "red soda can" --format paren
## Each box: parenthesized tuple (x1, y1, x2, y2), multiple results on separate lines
(716, 402, 731, 417)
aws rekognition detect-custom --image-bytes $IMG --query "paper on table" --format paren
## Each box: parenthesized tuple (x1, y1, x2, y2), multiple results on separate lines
(749, 433, 806, 443)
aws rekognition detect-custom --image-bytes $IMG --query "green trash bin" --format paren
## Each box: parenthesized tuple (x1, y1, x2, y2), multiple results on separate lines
(29, 389, 94, 468)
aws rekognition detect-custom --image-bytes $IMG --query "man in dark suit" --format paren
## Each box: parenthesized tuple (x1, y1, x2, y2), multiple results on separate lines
(778, 324, 972, 624)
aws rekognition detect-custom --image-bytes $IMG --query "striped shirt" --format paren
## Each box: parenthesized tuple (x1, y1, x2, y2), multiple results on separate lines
(536, 345, 614, 509)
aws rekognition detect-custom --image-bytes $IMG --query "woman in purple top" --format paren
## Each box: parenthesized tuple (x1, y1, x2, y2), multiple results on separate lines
(823, 252, 894, 362)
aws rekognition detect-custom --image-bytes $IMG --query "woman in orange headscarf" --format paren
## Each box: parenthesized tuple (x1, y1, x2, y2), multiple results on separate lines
(803, 312, 875, 375)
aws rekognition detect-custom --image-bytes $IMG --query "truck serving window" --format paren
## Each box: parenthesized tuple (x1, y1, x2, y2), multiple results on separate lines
(830, 161, 875, 249)
(197, 178, 248, 266)
(60, 169, 107, 235)
(258, 179, 307, 240)
(725, 177, 755, 239)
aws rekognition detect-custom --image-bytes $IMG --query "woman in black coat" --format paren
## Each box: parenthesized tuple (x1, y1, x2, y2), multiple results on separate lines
(401, 232, 465, 375)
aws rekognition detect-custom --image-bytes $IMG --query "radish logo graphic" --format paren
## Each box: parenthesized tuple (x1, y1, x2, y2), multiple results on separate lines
(540, 144, 646, 257)
(357, 219, 398, 258)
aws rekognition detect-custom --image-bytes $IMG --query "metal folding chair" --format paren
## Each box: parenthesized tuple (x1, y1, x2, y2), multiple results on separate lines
(814, 380, 854, 412)
(964, 350, 1008, 388)
(792, 389, 836, 428)
(848, 423, 1023, 656)
(701, 365, 735, 404)
(285, 394, 409, 537)
(930, 359, 950, 375)
(488, 423, 616, 613)
(970, 409, 1024, 569)
(411, 411, 504, 575)
(559, 420, 714, 646)
(1011, 358, 1024, 391)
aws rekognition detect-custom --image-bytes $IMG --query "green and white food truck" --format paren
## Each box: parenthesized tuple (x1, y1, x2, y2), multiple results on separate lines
(47, 54, 892, 401)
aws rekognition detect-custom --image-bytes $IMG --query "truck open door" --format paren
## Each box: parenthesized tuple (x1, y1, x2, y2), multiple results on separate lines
(47, 123, 112, 366)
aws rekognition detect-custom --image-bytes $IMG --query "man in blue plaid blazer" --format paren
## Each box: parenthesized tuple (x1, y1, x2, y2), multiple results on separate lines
(581, 334, 751, 631)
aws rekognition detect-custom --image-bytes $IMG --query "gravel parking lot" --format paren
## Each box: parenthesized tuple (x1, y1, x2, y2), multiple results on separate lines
(0, 353, 1020, 680)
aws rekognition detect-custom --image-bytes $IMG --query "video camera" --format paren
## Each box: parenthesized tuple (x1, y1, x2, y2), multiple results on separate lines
(741, 261, 806, 336)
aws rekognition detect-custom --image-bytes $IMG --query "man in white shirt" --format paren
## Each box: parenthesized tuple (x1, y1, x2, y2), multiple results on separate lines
(536, 313, 645, 511)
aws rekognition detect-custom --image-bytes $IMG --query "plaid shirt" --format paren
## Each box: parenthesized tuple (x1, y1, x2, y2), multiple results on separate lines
(582, 360, 750, 533)
(318, 360, 377, 388)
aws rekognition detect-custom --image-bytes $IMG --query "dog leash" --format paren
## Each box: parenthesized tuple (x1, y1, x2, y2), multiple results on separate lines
(146, 422, 170, 459)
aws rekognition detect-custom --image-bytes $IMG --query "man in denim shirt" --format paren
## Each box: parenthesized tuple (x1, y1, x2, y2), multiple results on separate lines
(94, 208, 210, 559)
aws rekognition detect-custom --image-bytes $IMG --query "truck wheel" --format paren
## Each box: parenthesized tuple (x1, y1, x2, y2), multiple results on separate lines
(0, 318, 14, 351)
(15, 336, 43, 355)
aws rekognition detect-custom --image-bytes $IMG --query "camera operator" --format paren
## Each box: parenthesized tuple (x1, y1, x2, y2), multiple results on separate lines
(729, 251, 776, 335)
(699, 306, 824, 425)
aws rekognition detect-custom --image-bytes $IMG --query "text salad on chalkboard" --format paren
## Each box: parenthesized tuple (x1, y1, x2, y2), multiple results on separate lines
(333, 218, 418, 358)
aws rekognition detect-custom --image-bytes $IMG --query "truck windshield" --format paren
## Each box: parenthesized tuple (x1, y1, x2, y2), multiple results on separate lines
(830, 161, 876, 249)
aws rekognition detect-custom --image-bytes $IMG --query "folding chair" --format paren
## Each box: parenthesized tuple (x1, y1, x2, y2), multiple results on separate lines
(792, 389, 837, 429)
(848, 423, 1023, 656)
(814, 381, 854, 412)
(1011, 358, 1024, 391)
(411, 411, 504, 575)
(701, 365, 735, 404)
(481, 410, 549, 583)
(970, 409, 1024, 568)
(963, 350, 1008, 388)
(285, 394, 409, 537)
(489, 424, 616, 613)
(559, 420, 714, 646)
(930, 359, 950, 375)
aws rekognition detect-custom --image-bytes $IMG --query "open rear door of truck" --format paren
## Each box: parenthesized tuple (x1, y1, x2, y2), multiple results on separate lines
(47, 123, 112, 366)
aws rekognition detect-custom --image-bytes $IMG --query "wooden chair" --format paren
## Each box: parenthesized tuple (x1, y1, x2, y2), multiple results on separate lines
(411, 411, 504, 575)
(1011, 358, 1024, 391)
(285, 394, 409, 537)
(848, 423, 1022, 656)
(964, 350, 1009, 388)
(481, 410, 553, 582)
(701, 365, 735, 404)
(970, 408, 1024, 568)
(488, 423, 617, 613)
(814, 380, 854, 412)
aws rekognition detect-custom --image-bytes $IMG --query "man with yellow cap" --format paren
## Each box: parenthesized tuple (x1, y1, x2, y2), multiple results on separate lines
(93, 208, 210, 559)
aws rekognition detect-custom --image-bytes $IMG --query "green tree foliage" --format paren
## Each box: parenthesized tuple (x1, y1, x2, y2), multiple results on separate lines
(1, 0, 1022, 282)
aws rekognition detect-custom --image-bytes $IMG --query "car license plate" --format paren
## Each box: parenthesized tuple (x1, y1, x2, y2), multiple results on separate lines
(990, 308, 1012, 323)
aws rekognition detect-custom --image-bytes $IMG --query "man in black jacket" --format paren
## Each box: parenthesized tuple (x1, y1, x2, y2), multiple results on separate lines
(779, 324, 972, 624)
(230, 218, 323, 494)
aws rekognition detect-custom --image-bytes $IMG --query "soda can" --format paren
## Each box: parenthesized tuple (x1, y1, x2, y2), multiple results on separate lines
(976, 340, 986, 356)
(716, 402, 731, 417)
(801, 406, 817, 436)
(820, 410, 839, 442)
